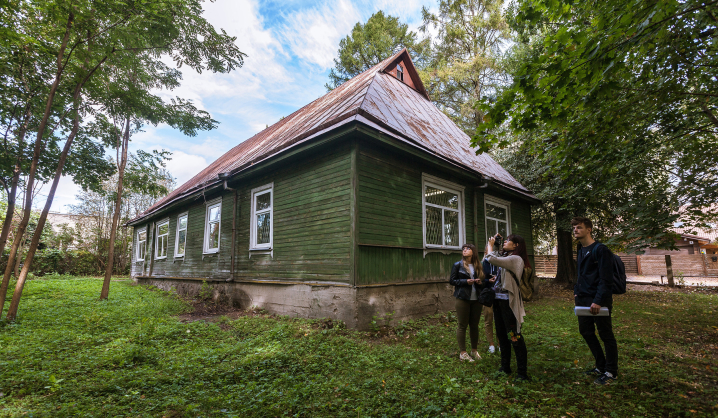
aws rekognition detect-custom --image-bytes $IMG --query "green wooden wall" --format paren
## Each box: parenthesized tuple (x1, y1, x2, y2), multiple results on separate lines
(130, 129, 534, 287)
(355, 141, 478, 285)
(354, 140, 534, 286)
(132, 139, 353, 283)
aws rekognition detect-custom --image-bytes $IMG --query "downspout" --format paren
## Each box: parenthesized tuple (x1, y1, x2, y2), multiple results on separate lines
(477, 175, 492, 189)
(220, 173, 237, 282)
(148, 221, 155, 278)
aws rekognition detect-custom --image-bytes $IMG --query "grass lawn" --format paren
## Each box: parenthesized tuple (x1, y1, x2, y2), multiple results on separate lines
(0, 277, 716, 417)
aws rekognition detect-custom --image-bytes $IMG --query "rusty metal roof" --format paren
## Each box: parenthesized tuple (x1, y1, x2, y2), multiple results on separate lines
(131, 49, 535, 224)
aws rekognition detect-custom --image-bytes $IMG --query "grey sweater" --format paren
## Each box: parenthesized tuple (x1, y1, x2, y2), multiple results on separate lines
(484, 251, 526, 333)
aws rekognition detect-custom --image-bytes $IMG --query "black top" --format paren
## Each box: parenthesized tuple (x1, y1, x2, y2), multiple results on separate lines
(574, 241, 613, 306)
(449, 261, 484, 300)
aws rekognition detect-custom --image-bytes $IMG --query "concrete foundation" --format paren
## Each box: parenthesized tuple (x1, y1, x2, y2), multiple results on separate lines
(136, 277, 455, 329)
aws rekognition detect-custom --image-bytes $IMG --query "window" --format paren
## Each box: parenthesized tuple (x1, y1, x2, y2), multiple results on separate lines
(155, 220, 169, 259)
(485, 196, 510, 243)
(396, 64, 404, 81)
(422, 174, 464, 249)
(136, 227, 147, 261)
(175, 213, 188, 257)
(204, 199, 221, 253)
(250, 183, 273, 250)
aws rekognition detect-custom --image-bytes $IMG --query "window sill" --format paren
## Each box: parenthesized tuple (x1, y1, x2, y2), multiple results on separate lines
(249, 248, 273, 259)
(423, 248, 462, 258)
(154, 256, 168, 261)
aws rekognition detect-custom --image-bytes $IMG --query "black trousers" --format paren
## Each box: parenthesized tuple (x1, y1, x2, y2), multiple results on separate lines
(493, 299, 528, 375)
(576, 296, 618, 375)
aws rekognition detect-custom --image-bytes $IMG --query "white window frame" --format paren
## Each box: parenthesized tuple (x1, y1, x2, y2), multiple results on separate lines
(396, 64, 404, 81)
(155, 219, 170, 260)
(174, 212, 188, 257)
(484, 195, 511, 244)
(136, 226, 147, 261)
(422, 174, 465, 250)
(204, 198, 222, 254)
(250, 183, 274, 250)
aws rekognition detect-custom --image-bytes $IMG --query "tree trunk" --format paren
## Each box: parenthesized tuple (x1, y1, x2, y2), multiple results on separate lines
(0, 106, 32, 257)
(0, 184, 34, 312)
(0, 13, 74, 313)
(553, 208, 576, 287)
(100, 116, 130, 300)
(14, 243, 22, 278)
(0, 168, 20, 257)
(6, 113, 80, 321)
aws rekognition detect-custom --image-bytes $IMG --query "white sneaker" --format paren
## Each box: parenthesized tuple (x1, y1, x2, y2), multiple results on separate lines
(471, 350, 482, 360)
(459, 352, 474, 362)
(488, 345, 496, 354)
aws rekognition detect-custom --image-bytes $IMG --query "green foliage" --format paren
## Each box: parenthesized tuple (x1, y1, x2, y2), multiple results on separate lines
(326, 11, 430, 90)
(0, 249, 113, 277)
(0, 277, 716, 416)
(477, 0, 718, 252)
(419, 0, 511, 135)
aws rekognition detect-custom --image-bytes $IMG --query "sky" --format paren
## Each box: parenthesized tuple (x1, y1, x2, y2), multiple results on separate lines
(45, 0, 435, 213)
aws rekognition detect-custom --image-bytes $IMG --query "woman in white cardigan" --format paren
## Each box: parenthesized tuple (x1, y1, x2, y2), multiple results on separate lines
(484, 233, 530, 381)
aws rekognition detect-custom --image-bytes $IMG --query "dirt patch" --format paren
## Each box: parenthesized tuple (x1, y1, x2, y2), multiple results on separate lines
(177, 299, 270, 325)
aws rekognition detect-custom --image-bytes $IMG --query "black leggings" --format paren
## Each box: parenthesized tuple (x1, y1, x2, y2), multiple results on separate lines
(493, 299, 528, 375)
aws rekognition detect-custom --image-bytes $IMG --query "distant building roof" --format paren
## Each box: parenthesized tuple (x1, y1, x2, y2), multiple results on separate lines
(131, 49, 535, 224)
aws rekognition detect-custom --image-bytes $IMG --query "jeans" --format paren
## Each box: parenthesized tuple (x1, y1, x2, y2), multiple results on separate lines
(575, 296, 618, 375)
(455, 298, 482, 351)
(494, 299, 528, 375)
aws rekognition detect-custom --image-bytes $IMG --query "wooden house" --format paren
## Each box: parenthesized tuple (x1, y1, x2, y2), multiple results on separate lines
(128, 49, 539, 328)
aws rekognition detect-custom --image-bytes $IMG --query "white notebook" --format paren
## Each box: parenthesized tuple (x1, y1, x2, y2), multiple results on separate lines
(574, 306, 610, 317)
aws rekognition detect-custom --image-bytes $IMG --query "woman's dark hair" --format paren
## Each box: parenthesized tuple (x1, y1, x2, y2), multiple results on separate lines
(506, 234, 531, 269)
(461, 243, 483, 280)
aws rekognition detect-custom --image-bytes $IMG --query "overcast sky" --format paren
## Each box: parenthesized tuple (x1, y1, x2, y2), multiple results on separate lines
(45, 0, 434, 212)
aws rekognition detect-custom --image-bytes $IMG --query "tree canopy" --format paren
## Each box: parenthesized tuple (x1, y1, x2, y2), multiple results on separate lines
(420, 0, 512, 136)
(326, 11, 430, 90)
(476, 0, 718, 254)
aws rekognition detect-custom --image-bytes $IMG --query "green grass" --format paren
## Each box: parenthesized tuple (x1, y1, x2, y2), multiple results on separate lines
(0, 278, 716, 417)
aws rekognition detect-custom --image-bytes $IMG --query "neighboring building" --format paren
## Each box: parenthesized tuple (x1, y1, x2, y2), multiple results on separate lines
(127, 50, 539, 328)
(640, 233, 713, 255)
(46, 212, 82, 232)
(675, 224, 718, 254)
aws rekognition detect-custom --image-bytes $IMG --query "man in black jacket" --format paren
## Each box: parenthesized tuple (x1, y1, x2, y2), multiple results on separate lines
(572, 217, 618, 385)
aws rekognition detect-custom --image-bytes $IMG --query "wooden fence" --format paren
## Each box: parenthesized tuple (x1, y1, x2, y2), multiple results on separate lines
(637, 254, 718, 277)
(531, 254, 718, 276)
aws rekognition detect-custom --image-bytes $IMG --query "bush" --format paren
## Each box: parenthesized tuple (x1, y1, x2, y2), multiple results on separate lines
(0, 249, 123, 277)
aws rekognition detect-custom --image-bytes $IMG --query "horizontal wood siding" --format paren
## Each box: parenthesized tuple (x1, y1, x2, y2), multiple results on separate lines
(510, 199, 535, 256)
(356, 141, 478, 285)
(234, 141, 352, 282)
(131, 140, 353, 283)
(357, 246, 456, 283)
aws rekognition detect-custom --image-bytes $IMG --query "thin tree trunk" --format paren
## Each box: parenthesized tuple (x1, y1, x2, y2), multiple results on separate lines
(14, 242, 23, 278)
(554, 207, 576, 287)
(6, 112, 81, 321)
(0, 168, 20, 257)
(0, 181, 34, 312)
(100, 116, 130, 300)
(0, 104, 29, 257)
(0, 13, 74, 312)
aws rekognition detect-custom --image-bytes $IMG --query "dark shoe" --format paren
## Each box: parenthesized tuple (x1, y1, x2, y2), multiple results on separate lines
(583, 367, 604, 377)
(498, 366, 512, 375)
(516, 374, 531, 382)
(594, 372, 616, 385)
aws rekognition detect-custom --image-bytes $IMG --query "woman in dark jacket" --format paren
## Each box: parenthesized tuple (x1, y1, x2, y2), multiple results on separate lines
(449, 243, 486, 362)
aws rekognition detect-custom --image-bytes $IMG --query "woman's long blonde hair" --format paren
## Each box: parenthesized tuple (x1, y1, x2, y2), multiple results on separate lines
(461, 243, 483, 280)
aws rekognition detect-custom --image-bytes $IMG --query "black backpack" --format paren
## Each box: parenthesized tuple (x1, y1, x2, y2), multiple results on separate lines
(578, 242, 627, 295)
